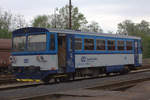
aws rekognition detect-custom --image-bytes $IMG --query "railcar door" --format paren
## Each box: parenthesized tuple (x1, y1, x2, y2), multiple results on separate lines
(134, 40, 139, 66)
(66, 34, 75, 73)
(58, 34, 67, 73)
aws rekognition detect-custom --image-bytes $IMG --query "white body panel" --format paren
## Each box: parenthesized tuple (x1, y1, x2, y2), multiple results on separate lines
(139, 54, 142, 64)
(75, 54, 140, 68)
(12, 54, 142, 70)
(12, 55, 58, 70)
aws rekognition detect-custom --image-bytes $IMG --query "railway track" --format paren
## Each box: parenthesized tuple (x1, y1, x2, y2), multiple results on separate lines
(0, 78, 16, 84)
(88, 75, 150, 91)
(0, 74, 17, 85)
(0, 67, 150, 91)
(19, 78, 150, 100)
(12, 70, 150, 100)
(0, 68, 150, 100)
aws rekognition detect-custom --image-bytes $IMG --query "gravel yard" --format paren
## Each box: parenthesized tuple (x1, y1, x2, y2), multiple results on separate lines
(26, 81, 150, 100)
(1, 68, 150, 100)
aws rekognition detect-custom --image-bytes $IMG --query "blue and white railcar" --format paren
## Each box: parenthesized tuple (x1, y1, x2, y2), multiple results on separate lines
(11, 27, 142, 82)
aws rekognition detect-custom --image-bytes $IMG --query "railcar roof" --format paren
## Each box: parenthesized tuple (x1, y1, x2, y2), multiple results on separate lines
(48, 28, 141, 39)
(13, 27, 141, 39)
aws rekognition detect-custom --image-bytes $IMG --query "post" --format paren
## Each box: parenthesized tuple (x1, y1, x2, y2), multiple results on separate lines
(69, 0, 72, 29)
(54, 8, 57, 28)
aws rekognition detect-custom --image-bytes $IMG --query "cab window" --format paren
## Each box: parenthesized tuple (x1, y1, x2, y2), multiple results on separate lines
(28, 34, 46, 51)
(13, 35, 26, 52)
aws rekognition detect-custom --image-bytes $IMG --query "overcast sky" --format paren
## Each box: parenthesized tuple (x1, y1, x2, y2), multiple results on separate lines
(0, 0, 150, 32)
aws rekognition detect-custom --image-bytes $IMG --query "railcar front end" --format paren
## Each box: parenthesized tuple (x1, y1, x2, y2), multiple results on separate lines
(11, 28, 60, 82)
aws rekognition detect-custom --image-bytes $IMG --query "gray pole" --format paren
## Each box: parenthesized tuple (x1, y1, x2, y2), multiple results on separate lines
(54, 8, 56, 28)
(69, 0, 72, 29)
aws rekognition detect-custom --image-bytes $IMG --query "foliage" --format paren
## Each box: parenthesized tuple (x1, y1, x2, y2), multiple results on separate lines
(32, 5, 103, 32)
(0, 11, 12, 38)
(87, 21, 103, 33)
(117, 20, 135, 35)
(0, 9, 27, 38)
(32, 15, 51, 28)
(53, 5, 88, 30)
(117, 20, 150, 58)
(32, 5, 88, 30)
(12, 15, 28, 29)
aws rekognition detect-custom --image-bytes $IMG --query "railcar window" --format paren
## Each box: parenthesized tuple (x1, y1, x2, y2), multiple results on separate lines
(50, 34, 55, 50)
(84, 39, 94, 50)
(126, 41, 132, 50)
(117, 40, 124, 50)
(107, 40, 115, 51)
(96, 39, 105, 50)
(27, 34, 46, 51)
(75, 38, 82, 50)
(13, 36, 26, 52)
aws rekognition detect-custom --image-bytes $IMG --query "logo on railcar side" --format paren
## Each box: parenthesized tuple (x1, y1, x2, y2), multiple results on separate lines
(79, 56, 98, 66)
(24, 59, 29, 63)
(81, 56, 98, 63)
(81, 56, 86, 62)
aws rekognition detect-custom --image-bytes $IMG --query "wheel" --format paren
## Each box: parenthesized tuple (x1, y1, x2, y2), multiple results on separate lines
(59, 77, 64, 82)
(68, 73, 75, 80)
(72, 74, 75, 80)
(91, 69, 99, 77)
(42, 77, 51, 83)
(54, 78, 60, 83)
(120, 67, 130, 75)
(106, 73, 110, 76)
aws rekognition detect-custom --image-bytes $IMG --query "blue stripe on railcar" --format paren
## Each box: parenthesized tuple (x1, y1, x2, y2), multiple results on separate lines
(138, 40, 142, 54)
(14, 68, 57, 80)
(106, 65, 124, 73)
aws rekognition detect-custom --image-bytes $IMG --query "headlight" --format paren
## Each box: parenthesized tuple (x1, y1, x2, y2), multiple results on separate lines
(9, 56, 16, 63)
(36, 55, 47, 62)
